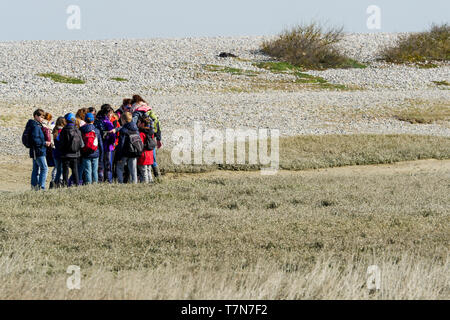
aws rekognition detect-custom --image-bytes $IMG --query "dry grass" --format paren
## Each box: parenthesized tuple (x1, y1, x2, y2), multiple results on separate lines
(261, 23, 367, 70)
(381, 24, 450, 63)
(392, 102, 450, 124)
(0, 163, 449, 299)
(158, 134, 450, 173)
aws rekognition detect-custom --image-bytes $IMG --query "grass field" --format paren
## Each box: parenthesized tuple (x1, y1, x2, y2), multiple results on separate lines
(0, 159, 448, 299)
(0, 134, 448, 299)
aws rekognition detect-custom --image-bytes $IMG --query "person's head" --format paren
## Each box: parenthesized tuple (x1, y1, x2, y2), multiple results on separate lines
(85, 113, 95, 124)
(64, 112, 76, 124)
(33, 109, 45, 123)
(137, 116, 151, 128)
(131, 95, 146, 105)
(43, 112, 52, 123)
(121, 98, 132, 111)
(52, 116, 67, 135)
(120, 112, 133, 124)
(55, 116, 66, 128)
(76, 108, 88, 121)
(88, 107, 96, 116)
(99, 104, 113, 118)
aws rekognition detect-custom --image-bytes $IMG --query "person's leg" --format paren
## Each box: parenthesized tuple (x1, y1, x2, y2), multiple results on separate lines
(62, 158, 70, 187)
(36, 156, 48, 190)
(105, 151, 113, 183)
(54, 158, 63, 187)
(98, 152, 105, 183)
(92, 157, 99, 183)
(116, 157, 125, 184)
(78, 158, 85, 184)
(82, 158, 92, 184)
(71, 158, 80, 186)
(147, 165, 154, 183)
(151, 148, 160, 178)
(31, 158, 39, 189)
(128, 158, 138, 184)
(137, 165, 146, 183)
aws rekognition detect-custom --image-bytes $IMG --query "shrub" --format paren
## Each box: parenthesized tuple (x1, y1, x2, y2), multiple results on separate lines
(261, 22, 366, 70)
(381, 23, 450, 63)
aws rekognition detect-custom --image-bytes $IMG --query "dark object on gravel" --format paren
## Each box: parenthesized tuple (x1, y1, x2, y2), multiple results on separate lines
(218, 52, 238, 58)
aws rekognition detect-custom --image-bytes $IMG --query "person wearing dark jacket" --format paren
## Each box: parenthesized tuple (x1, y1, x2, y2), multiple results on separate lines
(79, 113, 104, 184)
(59, 113, 83, 186)
(28, 109, 51, 190)
(115, 112, 140, 184)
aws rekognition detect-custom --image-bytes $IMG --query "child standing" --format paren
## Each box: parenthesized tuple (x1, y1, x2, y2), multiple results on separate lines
(137, 117, 155, 183)
(79, 113, 103, 184)
(51, 117, 66, 188)
(59, 113, 83, 187)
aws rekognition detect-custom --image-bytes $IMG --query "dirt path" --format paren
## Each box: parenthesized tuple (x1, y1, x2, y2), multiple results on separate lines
(165, 159, 450, 180)
(2, 156, 447, 192)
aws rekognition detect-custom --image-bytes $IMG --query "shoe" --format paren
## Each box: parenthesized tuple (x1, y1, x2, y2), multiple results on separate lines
(49, 181, 55, 189)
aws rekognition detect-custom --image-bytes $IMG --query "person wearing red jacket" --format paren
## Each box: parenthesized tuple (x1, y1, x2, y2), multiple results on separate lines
(137, 117, 155, 183)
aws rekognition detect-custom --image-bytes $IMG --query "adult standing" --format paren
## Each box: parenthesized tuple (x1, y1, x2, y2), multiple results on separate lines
(23, 109, 51, 190)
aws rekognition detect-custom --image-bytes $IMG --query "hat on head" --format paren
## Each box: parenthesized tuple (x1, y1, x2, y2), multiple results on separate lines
(64, 113, 75, 123)
(85, 113, 95, 123)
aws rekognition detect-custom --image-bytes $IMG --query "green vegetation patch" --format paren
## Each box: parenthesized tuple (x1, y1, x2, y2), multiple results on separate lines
(111, 77, 128, 82)
(252, 61, 302, 73)
(203, 64, 259, 76)
(0, 80, 7, 84)
(381, 23, 450, 63)
(261, 22, 367, 70)
(38, 73, 85, 84)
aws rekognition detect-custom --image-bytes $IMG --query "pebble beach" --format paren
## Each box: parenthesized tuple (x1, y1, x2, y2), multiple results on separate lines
(0, 33, 449, 156)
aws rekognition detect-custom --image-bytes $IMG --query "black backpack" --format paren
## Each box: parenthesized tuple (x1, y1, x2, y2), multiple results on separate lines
(22, 120, 34, 148)
(63, 127, 83, 153)
(143, 132, 156, 151)
(124, 131, 144, 158)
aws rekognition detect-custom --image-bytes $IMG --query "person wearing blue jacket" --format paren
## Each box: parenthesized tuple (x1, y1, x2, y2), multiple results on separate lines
(79, 113, 104, 184)
(27, 109, 51, 190)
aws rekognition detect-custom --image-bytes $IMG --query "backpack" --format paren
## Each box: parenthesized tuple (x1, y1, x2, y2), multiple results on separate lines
(143, 132, 156, 151)
(124, 131, 144, 158)
(64, 128, 83, 153)
(22, 121, 33, 148)
(81, 130, 98, 155)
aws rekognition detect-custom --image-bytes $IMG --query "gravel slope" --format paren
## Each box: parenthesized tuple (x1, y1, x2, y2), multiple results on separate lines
(0, 34, 449, 156)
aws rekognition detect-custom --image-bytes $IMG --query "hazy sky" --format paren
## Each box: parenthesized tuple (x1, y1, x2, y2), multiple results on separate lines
(0, 0, 448, 41)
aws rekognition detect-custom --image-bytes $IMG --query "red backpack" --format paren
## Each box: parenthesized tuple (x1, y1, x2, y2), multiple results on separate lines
(82, 130, 98, 155)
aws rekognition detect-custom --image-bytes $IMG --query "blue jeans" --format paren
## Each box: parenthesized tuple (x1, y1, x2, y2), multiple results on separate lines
(116, 157, 137, 184)
(53, 157, 63, 184)
(31, 156, 48, 190)
(99, 151, 113, 183)
(80, 157, 99, 184)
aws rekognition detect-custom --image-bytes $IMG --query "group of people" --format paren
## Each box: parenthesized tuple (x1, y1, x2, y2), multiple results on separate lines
(23, 95, 162, 190)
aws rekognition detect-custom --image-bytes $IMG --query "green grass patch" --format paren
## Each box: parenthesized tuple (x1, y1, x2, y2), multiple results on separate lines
(0, 80, 7, 84)
(381, 23, 450, 63)
(416, 62, 439, 69)
(111, 77, 128, 82)
(203, 64, 259, 76)
(252, 61, 301, 73)
(38, 73, 85, 84)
